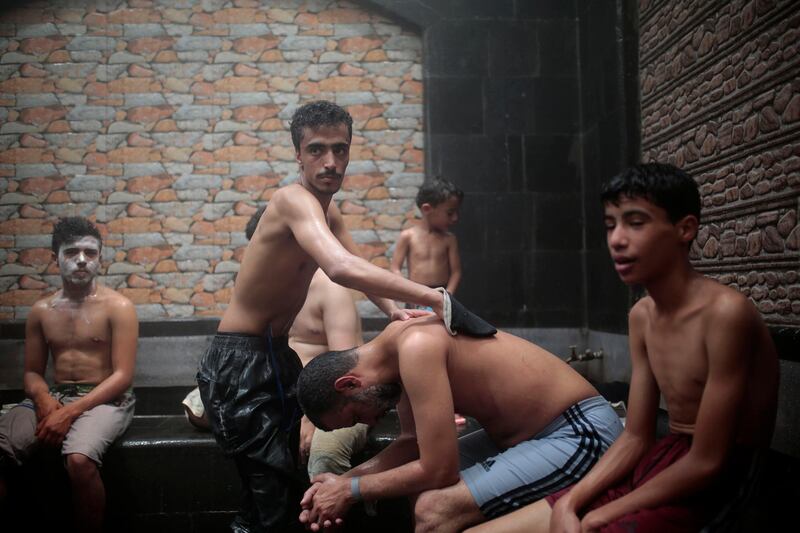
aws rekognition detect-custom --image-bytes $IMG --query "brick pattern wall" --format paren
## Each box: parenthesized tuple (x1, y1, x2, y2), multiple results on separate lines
(0, 0, 423, 321)
(639, 0, 800, 328)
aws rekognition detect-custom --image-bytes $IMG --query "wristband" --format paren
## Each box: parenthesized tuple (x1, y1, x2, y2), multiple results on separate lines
(350, 476, 363, 501)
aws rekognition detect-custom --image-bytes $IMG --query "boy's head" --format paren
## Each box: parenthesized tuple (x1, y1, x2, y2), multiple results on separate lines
(602, 163, 701, 284)
(416, 178, 463, 230)
(600, 163, 701, 224)
(290, 100, 353, 152)
(51, 217, 103, 286)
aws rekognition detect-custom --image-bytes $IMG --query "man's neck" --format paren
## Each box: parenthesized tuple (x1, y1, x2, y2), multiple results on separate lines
(644, 261, 701, 313)
(299, 181, 333, 211)
(60, 279, 97, 303)
(359, 330, 402, 382)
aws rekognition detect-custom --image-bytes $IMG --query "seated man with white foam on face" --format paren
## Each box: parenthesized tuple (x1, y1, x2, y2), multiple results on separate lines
(0, 217, 137, 533)
(296, 316, 623, 532)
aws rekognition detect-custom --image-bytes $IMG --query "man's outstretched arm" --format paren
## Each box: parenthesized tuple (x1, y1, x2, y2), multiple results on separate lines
(280, 190, 442, 317)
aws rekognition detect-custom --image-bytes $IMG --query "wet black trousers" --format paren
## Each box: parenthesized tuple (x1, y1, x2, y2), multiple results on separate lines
(197, 332, 307, 532)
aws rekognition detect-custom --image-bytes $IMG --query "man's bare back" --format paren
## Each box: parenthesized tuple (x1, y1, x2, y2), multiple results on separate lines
(393, 318, 598, 448)
(31, 285, 131, 386)
(636, 275, 778, 448)
(288, 268, 362, 365)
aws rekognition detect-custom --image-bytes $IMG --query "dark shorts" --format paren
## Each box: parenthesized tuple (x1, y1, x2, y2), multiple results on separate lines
(197, 332, 306, 532)
(197, 332, 303, 470)
(546, 432, 759, 533)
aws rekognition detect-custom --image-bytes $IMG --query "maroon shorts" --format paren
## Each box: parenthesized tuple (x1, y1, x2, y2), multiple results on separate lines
(545, 433, 756, 533)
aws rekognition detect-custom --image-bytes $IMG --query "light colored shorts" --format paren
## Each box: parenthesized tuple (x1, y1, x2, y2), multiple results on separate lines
(460, 395, 623, 519)
(307, 423, 369, 478)
(0, 384, 135, 467)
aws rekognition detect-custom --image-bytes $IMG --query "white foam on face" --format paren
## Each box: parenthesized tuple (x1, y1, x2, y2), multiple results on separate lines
(57, 236, 101, 287)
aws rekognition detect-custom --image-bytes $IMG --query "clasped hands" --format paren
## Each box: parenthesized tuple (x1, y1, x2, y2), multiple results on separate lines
(34, 397, 76, 447)
(299, 473, 355, 531)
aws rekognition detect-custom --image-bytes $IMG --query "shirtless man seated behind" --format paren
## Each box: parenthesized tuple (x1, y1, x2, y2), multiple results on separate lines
(297, 317, 623, 532)
(289, 268, 369, 478)
(0, 217, 138, 533)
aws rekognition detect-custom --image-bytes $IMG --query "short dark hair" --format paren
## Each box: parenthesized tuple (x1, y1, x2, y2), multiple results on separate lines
(415, 178, 464, 208)
(245, 205, 265, 241)
(290, 100, 353, 151)
(600, 163, 701, 223)
(52, 217, 102, 254)
(297, 348, 359, 428)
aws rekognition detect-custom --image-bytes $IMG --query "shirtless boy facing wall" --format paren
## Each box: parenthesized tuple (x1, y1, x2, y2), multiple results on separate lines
(471, 163, 780, 533)
(391, 178, 463, 296)
(288, 268, 369, 479)
(0, 217, 138, 533)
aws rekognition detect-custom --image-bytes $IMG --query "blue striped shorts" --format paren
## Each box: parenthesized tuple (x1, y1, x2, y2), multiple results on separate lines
(460, 395, 623, 519)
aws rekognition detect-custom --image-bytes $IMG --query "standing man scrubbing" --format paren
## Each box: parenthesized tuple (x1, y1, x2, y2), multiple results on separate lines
(197, 100, 493, 532)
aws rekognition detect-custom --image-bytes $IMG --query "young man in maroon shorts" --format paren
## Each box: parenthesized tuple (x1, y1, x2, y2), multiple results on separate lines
(469, 163, 779, 533)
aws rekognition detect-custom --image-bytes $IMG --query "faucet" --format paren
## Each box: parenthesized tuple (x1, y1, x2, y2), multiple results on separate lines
(565, 346, 604, 364)
(566, 345, 579, 364)
(580, 348, 604, 362)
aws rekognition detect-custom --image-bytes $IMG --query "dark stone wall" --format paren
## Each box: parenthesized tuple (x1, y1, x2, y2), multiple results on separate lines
(581, 0, 640, 333)
(639, 0, 800, 330)
(362, 0, 640, 329)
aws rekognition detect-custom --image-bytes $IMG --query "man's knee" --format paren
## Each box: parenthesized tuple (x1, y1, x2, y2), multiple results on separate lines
(415, 487, 472, 532)
(415, 490, 447, 532)
(65, 453, 98, 483)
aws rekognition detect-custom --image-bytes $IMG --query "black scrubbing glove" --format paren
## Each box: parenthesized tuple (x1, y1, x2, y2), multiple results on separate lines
(437, 288, 497, 337)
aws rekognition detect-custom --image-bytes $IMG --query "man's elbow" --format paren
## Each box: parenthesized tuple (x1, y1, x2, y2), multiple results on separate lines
(424, 463, 460, 490)
(325, 257, 359, 287)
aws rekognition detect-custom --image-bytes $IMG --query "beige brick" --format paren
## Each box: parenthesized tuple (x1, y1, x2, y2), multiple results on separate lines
(107, 9, 160, 24)
(154, 259, 178, 273)
(19, 36, 69, 55)
(19, 204, 48, 218)
(0, 290, 44, 306)
(213, 8, 265, 24)
(318, 8, 371, 23)
(20, 106, 68, 125)
(338, 37, 383, 53)
(127, 37, 174, 55)
(127, 106, 174, 123)
(0, 148, 54, 164)
(233, 36, 280, 54)
(108, 147, 160, 163)
(19, 275, 49, 290)
(127, 274, 155, 288)
(19, 248, 53, 266)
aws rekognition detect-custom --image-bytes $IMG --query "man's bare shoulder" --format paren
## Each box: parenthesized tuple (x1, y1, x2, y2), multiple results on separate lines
(97, 285, 134, 309)
(395, 318, 449, 352)
(28, 292, 57, 320)
(628, 295, 654, 325)
(270, 183, 312, 208)
(700, 278, 758, 327)
(400, 225, 422, 238)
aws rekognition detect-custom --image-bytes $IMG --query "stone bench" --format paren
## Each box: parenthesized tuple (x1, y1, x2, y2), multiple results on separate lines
(1, 322, 798, 532)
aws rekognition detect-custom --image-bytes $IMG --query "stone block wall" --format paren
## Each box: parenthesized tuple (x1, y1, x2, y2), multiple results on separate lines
(0, 0, 423, 321)
(639, 0, 800, 328)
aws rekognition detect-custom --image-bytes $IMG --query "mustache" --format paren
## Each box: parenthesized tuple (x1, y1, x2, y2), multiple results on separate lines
(316, 172, 342, 180)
